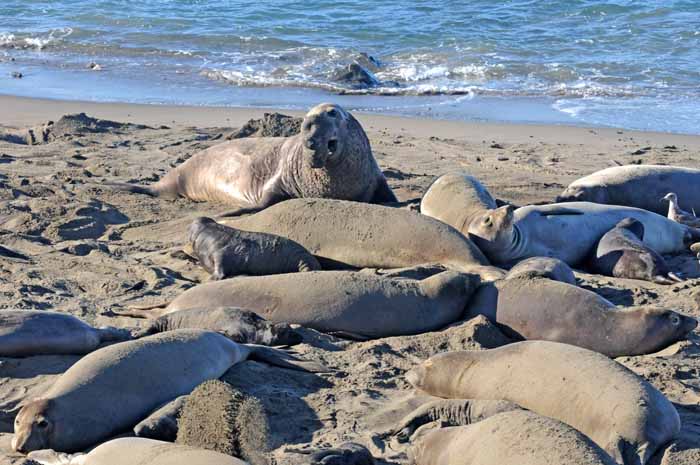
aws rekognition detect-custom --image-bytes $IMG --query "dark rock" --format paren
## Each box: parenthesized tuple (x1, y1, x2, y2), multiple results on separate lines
(331, 63, 380, 89)
(228, 112, 302, 139)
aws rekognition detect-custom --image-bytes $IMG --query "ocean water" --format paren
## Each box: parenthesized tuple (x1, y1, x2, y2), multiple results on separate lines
(0, 1, 698, 133)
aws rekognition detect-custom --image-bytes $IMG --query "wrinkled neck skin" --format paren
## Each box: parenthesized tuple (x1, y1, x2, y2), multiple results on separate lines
(482, 224, 528, 265)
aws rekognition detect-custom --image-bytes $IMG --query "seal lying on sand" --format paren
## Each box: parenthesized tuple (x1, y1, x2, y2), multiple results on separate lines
(467, 201, 699, 266)
(134, 307, 302, 346)
(122, 271, 480, 340)
(588, 218, 682, 284)
(504, 256, 576, 285)
(410, 410, 617, 465)
(464, 276, 696, 357)
(0, 310, 130, 356)
(558, 164, 700, 215)
(221, 198, 494, 276)
(56, 437, 250, 465)
(109, 103, 396, 212)
(187, 217, 321, 279)
(406, 341, 681, 465)
(420, 173, 497, 236)
(11, 329, 321, 453)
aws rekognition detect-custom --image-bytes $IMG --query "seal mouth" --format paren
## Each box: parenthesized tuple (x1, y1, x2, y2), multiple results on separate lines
(327, 139, 338, 156)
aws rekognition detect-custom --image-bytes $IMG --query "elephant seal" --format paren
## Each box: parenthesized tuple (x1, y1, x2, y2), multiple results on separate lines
(12, 329, 320, 453)
(109, 103, 396, 212)
(420, 173, 497, 235)
(410, 410, 617, 465)
(61, 437, 249, 465)
(134, 307, 302, 346)
(310, 443, 376, 465)
(0, 310, 130, 356)
(467, 201, 699, 266)
(406, 341, 681, 465)
(122, 271, 481, 340)
(221, 198, 492, 275)
(588, 218, 682, 284)
(187, 217, 321, 279)
(464, 276, 697, 357)
(558, 164, 700, 215)
(504, 256, 576, 285)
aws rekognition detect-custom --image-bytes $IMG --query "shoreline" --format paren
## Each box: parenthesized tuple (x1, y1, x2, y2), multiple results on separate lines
(3, 94, 700, 149)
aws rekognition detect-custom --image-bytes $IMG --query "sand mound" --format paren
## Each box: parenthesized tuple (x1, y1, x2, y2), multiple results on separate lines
(177, 379, 270, 465)
(228, 113, 302, 139)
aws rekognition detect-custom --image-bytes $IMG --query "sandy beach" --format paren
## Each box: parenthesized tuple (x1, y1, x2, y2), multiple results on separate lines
(1, 95, 699, 464)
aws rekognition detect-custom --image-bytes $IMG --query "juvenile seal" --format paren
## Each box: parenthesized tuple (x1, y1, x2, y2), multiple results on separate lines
(504, 256, 576, 285)
(467, 201, 699, 266)
(410, 410, 617, 465)
(110, 103, 396, 212)
(221, 198, 491, 275)
(0, 310, 130, 356)
(134, 307, 302, 346)
(406, 341, 681, 465)
(464, 276, 697, 357)
(12, 329, 320, 453)
(187, 217, 321, 279)
(663, 192, 700, 227)
(420, 172, 497, 235)
(59, 437, 249, 465)
(588, 218, 682, 284)
(558, 164, 700, 215)
(122, 271, 480, 340)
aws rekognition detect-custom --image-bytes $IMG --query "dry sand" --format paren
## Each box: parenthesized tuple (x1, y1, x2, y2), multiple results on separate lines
(0, 95, 699, 465)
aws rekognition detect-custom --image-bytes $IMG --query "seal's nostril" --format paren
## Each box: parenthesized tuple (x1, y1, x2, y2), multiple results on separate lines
(328, 139, 338, 153)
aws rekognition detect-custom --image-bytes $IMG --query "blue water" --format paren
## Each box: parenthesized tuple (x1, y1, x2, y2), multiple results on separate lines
(1, 1, 698, 133)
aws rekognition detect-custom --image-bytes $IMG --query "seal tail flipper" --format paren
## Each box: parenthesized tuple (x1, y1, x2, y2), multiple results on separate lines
(115, 301, 171, 319)
(653, 275, 676, 285)
(248, 345, 330, 373)
(667, 272, 684, 283)
(100, 181, 161, 197)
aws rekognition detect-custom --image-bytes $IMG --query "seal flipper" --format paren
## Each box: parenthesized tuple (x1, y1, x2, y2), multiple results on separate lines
(101, 181, 162, 197)
(369, 176, 398, 204)
(247, 345, 330, 373)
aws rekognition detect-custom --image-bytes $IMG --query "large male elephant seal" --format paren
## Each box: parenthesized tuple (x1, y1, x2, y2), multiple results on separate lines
(11, 329, 320, 453)
(558, 164, 700, 215)
(122, 271, 480, 340)
(0, 310, 130, 356)
(467, 201, 699, 266)
(588, 218, 682, 284)
(464, 276, 696, 357)
(134, 307, 302, 346)
(221, 198, 493, 275)
(410, 410, 617, 465)
(187, 217, 320, 279)
(420, 172, 497, 235)
(504, 256, 576, 285)
(406, 341, 681, 465)
(109, 103, 396, 212)
(53, 437, 249, 465)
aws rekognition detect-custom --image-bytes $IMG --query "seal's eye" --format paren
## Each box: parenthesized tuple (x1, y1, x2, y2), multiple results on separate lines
(37, 419, 48, 429)
(327, 109, 338, 118)
(483, 216, 493, 227)
(670, 314, 681, 326)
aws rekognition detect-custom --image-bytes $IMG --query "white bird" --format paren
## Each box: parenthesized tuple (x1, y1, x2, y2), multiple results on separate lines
(662, 192, 700, 228)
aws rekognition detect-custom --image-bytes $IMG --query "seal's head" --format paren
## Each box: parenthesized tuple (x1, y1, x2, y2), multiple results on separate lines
(301, 103, 352, 168)
(187, 217, 218, 244)
(467, 205, 517, 256)
(630, 307, 698, 354)
(557, 185, 609, 204)
(12, 399, 53, 453)
(616, 217, 645, 240)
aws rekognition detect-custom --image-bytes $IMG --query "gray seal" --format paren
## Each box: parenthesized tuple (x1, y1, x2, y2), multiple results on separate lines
(406, 341, 681, 465)
(187, 217, 321, 279)
(0, 310, 130, 356)
(109, 103, 396, 212)
(420, 172, 497, 236)
(122, 271, 481, 340)
(410, 410, 617, 465)
(558, 164, 700, 215)
(12, 329, 321, 453)
(467, 201, 699, 266)
(134, 307, 302, 346)
(588, 218, 683, 284)
(504, 256, 576, 285)
(464, 276, 697, 357)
